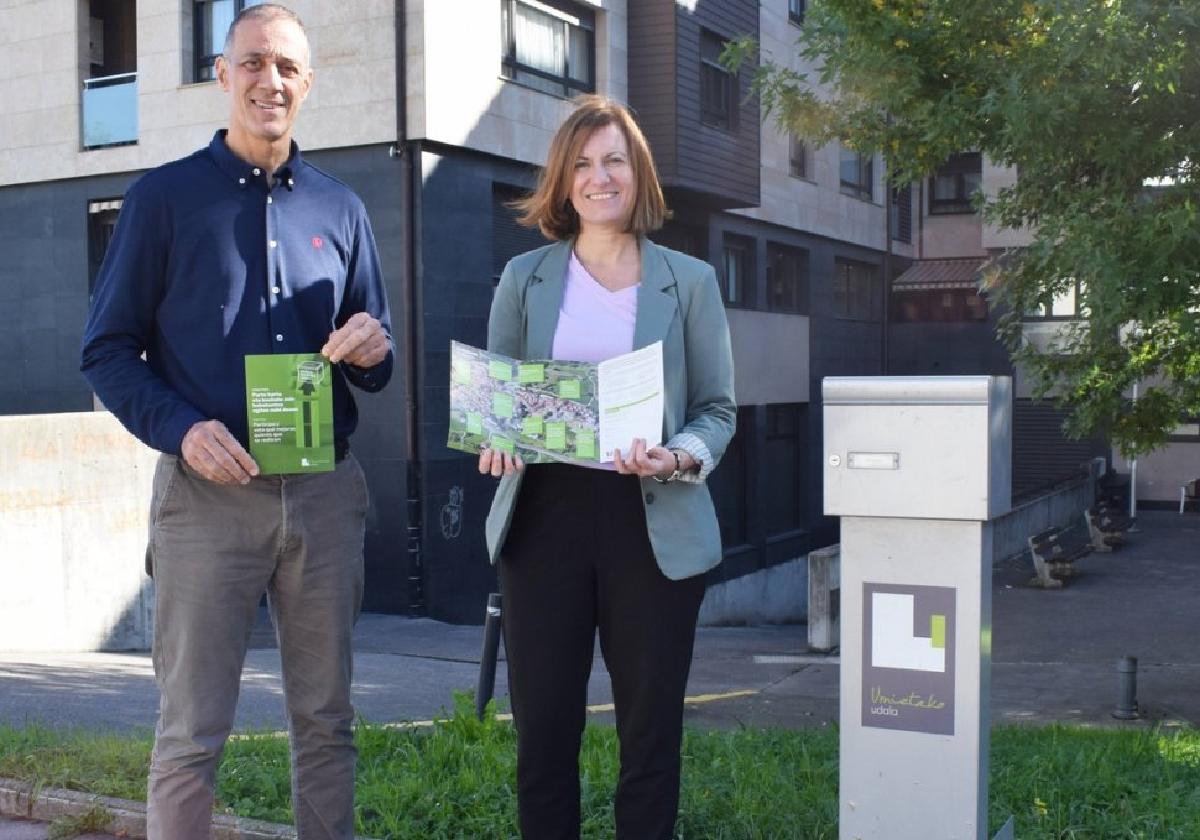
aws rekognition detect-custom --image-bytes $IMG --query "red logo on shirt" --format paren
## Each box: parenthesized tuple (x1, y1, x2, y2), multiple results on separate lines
(311, 236, 324, 249)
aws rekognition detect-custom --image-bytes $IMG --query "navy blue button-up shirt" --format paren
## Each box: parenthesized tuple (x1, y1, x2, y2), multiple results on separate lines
(81, 130, 393, 456)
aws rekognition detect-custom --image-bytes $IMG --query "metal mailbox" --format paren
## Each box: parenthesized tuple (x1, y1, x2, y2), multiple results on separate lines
(823, 376, 1012, 521)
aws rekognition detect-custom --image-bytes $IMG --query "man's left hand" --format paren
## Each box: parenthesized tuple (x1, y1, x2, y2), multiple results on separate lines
(322, 312, 390, 368)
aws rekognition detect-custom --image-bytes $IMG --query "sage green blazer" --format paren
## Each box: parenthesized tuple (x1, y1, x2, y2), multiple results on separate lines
(483, 238, 736, 580)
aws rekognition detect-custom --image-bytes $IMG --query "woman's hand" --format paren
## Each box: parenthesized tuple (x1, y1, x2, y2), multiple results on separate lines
(478, 445, 524, 477)
(614, 439, 690, 480)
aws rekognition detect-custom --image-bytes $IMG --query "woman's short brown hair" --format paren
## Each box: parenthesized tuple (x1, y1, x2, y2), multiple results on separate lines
(515, 95, 668, 240)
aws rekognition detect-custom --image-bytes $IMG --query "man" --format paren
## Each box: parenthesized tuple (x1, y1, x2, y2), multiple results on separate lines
(80, 6, 391, 838)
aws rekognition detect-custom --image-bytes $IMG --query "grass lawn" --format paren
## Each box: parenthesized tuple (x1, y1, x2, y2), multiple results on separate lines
(1, 696, 1197, 838)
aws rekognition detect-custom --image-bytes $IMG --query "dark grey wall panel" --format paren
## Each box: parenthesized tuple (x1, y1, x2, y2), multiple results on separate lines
(887, 319, 1012, 378)
(416, 147, 550, 623)
(627, 0, 678, 171)
(1012, 400, 1107, 499)
(0, 171, 134, 415)
(674, 0, 760, 207)
(627, 0, 760, 208)
(306, 144, 412, 615)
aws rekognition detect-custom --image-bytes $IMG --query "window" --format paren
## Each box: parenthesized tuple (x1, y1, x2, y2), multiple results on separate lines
(833, 259, 881, 320)
(765, 404, 804, 536)
(839, 145, 873, 201)
(789, 134, 808, 179)
(929, 152, 982, 215)
(1025, 278, 1085, 320)
(891, 289, 987, 323)
(193, 1, 264, 83)
(83, 0, 138, 149)
(700, 29, 736, 130)
(1168, 417, 1200, 443)
(655, 222, 708, 261)
(87, 199, 123, 298)
(501, 0, 595, 97)
(789, 0, 807, 25)
(721, 234, 754, 307)
(766, 243, 807, 313)
(891, 184, 913, 243)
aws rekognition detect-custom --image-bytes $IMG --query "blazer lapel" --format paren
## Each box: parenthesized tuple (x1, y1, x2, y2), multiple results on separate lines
(524, 240, 571, 358)
(633, 238, 678, 349)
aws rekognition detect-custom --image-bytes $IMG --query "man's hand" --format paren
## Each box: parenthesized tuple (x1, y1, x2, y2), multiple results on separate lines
(181, 420, 259, 484)
(322, 312, 390, 368)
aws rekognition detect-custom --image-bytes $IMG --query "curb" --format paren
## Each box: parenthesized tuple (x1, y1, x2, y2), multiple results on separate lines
(0, 778, 377, 840)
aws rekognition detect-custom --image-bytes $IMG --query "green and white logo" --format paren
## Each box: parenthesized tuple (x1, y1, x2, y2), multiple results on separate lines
(862, 583, 956, 735)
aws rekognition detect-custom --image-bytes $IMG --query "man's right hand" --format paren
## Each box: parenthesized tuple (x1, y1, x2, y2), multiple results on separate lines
(181, 420, 260, 484)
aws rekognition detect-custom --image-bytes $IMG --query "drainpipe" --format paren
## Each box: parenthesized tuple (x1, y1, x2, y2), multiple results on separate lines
(917, 179, 925, 260)
(396, 0, 426, 615)
(881, 166, 893, 375)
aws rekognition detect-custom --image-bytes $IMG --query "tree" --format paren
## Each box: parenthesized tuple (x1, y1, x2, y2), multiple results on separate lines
(728, 0, 1200, 455)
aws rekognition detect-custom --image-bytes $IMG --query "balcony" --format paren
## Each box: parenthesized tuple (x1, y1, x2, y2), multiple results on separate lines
(82, 72, 138, 150)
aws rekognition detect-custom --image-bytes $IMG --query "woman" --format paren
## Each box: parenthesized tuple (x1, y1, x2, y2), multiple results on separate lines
(479, 95, 735, 840)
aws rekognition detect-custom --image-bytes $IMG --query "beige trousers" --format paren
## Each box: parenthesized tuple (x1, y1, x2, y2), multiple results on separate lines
(145, 453, 368, 840)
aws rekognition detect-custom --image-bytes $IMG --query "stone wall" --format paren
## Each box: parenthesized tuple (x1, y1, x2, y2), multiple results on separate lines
(0, 411, 156, 651)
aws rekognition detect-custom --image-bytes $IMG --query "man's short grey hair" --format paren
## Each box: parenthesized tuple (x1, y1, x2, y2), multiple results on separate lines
(222, 3, 309, 60)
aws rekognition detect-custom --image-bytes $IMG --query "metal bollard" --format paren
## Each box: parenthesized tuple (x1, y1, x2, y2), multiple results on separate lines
(475, 592, 503, 720)
(1112, 655, 1140, 720)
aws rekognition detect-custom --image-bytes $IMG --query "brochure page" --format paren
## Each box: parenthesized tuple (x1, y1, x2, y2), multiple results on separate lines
(244, 353, 335, 475)
(447, 340, 664, 467)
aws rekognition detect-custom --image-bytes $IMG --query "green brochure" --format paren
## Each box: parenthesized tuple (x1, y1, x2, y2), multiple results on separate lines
(245, 353, 335, 475)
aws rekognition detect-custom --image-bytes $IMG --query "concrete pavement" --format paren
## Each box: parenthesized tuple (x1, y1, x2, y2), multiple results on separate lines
(0, 817, 110, 839)
(1, 509, 1196, 836)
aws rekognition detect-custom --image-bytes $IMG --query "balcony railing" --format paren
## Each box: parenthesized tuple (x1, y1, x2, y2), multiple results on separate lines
(82, 72, 138, 149)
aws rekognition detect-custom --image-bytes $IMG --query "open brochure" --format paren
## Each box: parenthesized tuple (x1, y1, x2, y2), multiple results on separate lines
(447, 340, 665, 466)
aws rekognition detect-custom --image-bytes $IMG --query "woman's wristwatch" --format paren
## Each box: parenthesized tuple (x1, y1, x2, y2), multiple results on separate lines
(653, 449, 685, 484)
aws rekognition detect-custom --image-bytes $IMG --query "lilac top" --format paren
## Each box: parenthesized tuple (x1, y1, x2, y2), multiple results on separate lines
(550, 251, 637, 470)
(551, 250, 638, 363)
(546, 248, 710, 483)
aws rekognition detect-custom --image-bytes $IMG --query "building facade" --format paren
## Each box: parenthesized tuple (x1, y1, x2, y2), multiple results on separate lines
(14, 0, 1118, 623)
(887, 152, 1132, 500)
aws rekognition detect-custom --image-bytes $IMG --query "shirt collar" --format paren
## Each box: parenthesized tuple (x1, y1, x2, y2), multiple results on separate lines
(207, 129, 303, 190)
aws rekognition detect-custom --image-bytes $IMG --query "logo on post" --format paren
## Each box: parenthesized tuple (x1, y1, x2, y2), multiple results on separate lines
(862, 583, 956, 735)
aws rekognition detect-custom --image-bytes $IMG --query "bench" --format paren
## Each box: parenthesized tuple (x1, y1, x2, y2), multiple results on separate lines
(1085, 504, 1130, 550)
(1097, 471, 1131, 508)
(1028, 524, 1093, 588)
(1182, 478, 1200, 514)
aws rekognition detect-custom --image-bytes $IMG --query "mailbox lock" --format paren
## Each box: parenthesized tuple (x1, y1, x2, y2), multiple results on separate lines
(828, 454, 842, 468)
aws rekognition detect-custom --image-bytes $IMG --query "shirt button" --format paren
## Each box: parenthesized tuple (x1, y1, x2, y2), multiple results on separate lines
(275, 334, 283, 342)
(238, 177, 246, 185)
(269, 240, 277, 248)
(272, 286, 281, 294)
(645, 492, 655, 504)
(266, 196, 273, 204)
(253, 168, 261, 176)
(287, 178, 294, 186)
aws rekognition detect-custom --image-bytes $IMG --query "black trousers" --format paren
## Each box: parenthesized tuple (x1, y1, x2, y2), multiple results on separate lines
(499, 464, 706, 840)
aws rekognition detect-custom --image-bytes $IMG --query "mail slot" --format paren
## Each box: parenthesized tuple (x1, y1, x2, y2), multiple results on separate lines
(823, 376, 1012, 521)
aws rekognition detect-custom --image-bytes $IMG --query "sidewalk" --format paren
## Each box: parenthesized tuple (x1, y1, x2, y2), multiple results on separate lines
(0, 817, 110, 840)
(1, 509, 1196, 837)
